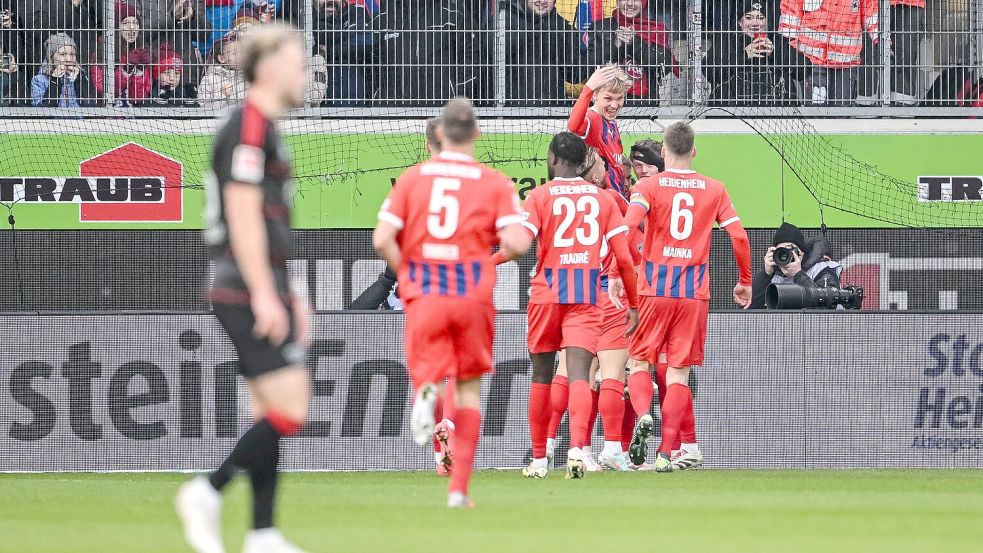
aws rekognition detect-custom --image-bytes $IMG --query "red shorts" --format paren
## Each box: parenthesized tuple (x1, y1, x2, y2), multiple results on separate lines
(404, 297, 494, 385)
(628, 296, 709, 368)
(527, 302, 603, 355)
(597, 288, 629, 352)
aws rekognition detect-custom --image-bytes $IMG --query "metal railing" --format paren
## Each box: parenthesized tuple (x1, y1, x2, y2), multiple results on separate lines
(0, 0, 980, 116)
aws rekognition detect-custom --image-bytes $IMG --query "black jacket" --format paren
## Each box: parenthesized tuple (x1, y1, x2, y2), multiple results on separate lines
(708, 30, 795, 104)
(749, 265, 842, 309)
(373, 0, 488, 104)
(503, 1, 583, 105)
(148, 81, 198, 107)
(589, 16, 669, 99)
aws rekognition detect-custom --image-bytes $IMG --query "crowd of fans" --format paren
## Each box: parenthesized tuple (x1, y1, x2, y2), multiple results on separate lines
(0, 0, 978, 108)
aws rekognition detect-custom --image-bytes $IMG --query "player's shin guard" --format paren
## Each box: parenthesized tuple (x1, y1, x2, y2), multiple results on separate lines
(449, 408, 481, 495)
(547, 375, 569, 439)
(586, 388, 600, 447)
(659, 384, 691, 456)
(528, 383, 552, 459)
(627, 371, 655, 419)
(567, 380, 592, 449)
(598, 379, 625, 445)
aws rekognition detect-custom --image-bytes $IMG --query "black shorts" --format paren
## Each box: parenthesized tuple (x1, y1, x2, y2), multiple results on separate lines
(213, 301, 306, 379)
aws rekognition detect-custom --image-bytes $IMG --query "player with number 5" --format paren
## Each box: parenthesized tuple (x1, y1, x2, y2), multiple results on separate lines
(507, 132, 640, 480)
(623, 122, 753, 472)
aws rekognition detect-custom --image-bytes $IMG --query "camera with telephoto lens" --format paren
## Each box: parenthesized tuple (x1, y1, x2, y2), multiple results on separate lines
(772, 246, 797, 266)
(766, 284, 865, 310)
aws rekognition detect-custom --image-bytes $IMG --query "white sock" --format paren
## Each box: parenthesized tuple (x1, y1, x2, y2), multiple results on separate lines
(530, 457, 548, 469)
(602, 441, 623, 456)
(568, 447, 583, 461)
(546, 438, 556, 452)
(682, 443, 701, 455)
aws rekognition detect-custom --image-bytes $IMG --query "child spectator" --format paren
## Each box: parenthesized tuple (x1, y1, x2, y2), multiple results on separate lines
(31, 32, 96, 107)
(92, 1, 153, 106)
(197, 30, 245, 107)
(141, 0, 212, 86)
(589, 0, 670, 100)
(313, 0, 373, 105)
(150, 46, 199, 106)
(19, 0, 102, 93)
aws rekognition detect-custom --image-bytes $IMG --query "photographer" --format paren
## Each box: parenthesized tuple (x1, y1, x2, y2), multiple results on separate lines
(750, 222, 842, 309)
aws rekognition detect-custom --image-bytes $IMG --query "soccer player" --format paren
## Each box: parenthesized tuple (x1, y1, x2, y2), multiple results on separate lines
(176, 25, 310, 553)
(374, 98, 531, 508)
(568, 64, 631, 198)
(629, 140, 665, 179)
(517, 131, 640, 480)
(622, 122, 753, 472)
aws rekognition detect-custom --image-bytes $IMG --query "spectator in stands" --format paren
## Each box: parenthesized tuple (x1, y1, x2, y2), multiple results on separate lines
(149, 46, 198, 105)
(31, 32, 97, 107)
(709, 1, 793, 104)
(197, 30, 245, 107)
(1, 3, 21, 105)
(140, 0, 211, 86)
(373, 0, 487, 105)
(555, 0, 616, 27)
(504, 0, 584, 105)
(17, 0, 102, 92)
(589, 0, 670, 100)
(779, 0, 878, 106)
(231, 0, 275, 32)
(313, 0, 373, 106)
(92, 1, 153, 106)
(859, 0, 924, 106)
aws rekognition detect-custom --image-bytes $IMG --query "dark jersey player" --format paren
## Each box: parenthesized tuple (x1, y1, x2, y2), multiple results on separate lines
(176, 25, 312, 553)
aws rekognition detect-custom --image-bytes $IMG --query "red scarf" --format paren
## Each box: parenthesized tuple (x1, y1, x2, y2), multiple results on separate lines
(613, 1, 669, 48)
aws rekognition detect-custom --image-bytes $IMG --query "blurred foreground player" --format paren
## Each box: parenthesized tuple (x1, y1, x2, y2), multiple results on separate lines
(177, 25, 311, 553)
(513, 132, 639, 480)
(623, 122, 753, 471)
(374, 98, 532, 507)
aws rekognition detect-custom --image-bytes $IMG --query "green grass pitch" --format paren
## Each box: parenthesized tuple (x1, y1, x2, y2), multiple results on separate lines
(3, 470, 982, 553)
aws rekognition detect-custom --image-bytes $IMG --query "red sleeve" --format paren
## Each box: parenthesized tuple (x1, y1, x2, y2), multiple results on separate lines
(714, 185, 740, 228)
(725, 220, 753, 287)
(378, 169, 411, 230)
(608, 232, 640, 308)
(567, 85, 593, 137)
(520, 192, 542, 239)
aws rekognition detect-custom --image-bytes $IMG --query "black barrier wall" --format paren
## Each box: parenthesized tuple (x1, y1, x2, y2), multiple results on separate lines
(3, 311, 982, 472)
(1, 228, 981, 312)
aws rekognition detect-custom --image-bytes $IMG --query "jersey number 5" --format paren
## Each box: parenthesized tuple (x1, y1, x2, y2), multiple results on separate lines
(427, 177, 461, 239)
(553, 196, 600, 247)
(670, 192, 694, 240)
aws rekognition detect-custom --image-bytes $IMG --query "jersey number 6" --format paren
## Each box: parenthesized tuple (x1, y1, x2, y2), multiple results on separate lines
(670, 192, 694, 240)
(427, 177, 461, 239)
(553, 195, 600, 247)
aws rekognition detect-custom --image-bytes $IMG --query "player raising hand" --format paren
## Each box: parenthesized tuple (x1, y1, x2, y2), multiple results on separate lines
(512, 132, 640, 480)
(623, 122, 752, 472)
(567, 64, 632, 198)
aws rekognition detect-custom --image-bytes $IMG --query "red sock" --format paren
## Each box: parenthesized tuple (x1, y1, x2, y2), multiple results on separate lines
(449, 408, 480, 495)
(586, 388, 600, 446)
(528, 383, 552, 459)
(598, 379, 625, 443)
(679, 388, 696, 446)
(567, 380, 592, 449)
(659, 384, 691, 455)
(654, 361, 669, 408)
(547, 375, 568, 440)
(627, 371, 654, 419)
(620, 396, 634, 452)
(432, 393, 444, 453)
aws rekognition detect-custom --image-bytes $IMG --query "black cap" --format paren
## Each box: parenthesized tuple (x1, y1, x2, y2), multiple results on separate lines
(772, 222, 806, 252)
(629, 144, 665, 172)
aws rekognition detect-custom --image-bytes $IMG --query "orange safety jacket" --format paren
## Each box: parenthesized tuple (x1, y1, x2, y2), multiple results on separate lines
(779, 0, 879, 68)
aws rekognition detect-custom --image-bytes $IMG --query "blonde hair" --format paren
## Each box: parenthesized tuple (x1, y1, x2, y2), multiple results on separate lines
(594, 63, 631, 95)
(239, 23, 303, 84)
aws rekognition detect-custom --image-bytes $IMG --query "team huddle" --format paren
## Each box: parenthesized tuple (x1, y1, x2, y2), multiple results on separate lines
(375, 64, 754, 507)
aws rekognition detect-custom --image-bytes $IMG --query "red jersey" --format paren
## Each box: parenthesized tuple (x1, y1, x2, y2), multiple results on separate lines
(568, 86, 627, 197)
(523, 177, 628, 305)
(379, 151, 524, 306)
(600, 188, 642, 293)
(629, 169, 741, 300)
